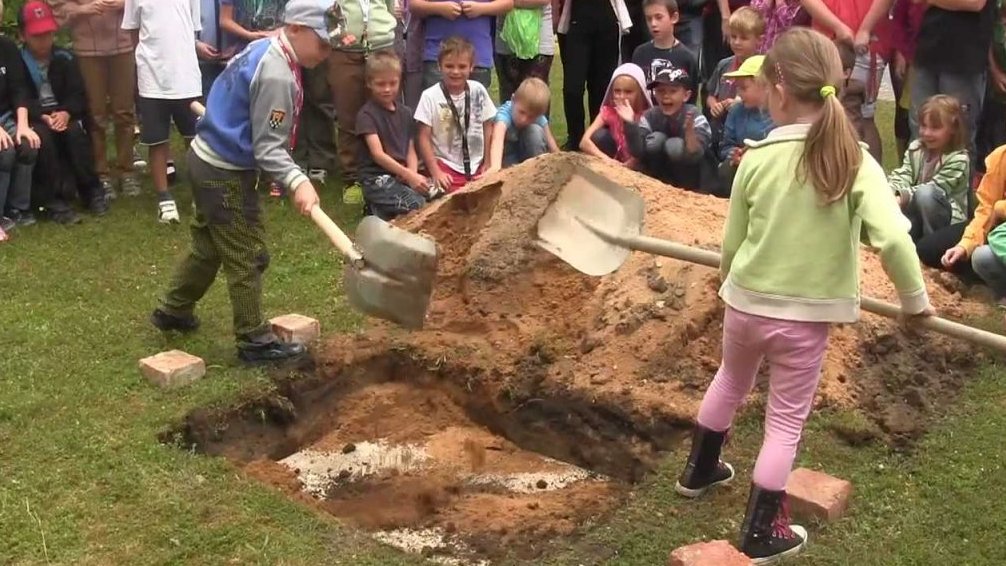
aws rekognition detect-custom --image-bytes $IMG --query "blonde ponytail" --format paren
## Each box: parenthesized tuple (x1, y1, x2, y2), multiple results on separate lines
(763, 28, 863, 203)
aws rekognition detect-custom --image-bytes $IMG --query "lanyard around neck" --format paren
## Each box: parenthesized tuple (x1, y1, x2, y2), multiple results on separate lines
(440, 81, 472, 179)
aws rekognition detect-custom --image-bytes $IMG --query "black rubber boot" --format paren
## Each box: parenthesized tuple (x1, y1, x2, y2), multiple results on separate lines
(150, 308, 201, 332)
(738, 484, 807, 564)
(237, 340, 307, 364)
(675, 425, 735, 498)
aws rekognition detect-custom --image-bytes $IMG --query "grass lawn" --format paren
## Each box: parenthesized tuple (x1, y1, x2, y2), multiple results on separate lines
(2, 67, 1005, 565)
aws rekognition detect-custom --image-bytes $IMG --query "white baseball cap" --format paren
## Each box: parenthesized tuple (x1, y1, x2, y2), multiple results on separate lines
(283, 0, 338, 44)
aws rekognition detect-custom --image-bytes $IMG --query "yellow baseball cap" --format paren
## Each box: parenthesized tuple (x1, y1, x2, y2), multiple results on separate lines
(723, 55, 766, 79)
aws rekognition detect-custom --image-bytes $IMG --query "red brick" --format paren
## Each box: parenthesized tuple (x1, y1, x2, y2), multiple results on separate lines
(668, 540, 752, 566)
(787, 467, 853, 522)
(270, 314, 320, 344)
(139, 350, 205, 389)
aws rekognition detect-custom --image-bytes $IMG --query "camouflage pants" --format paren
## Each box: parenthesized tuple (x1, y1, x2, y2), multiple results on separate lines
(161, 148, 273, 343)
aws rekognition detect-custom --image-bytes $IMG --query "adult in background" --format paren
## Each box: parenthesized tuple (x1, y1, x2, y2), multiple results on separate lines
(495, 0, 555, 102)
(556, 0, 633, 149)
(50, 0, 140, 199)
(909, 0, 995, 167)
(220, 0, 288, 52)
(327, 0, 399, 206)
(197, 0, 227, 97)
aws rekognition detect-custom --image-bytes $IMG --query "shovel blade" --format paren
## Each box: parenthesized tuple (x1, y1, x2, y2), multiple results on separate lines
(343, 216, 437, 329)
(536, 165, 646, 276)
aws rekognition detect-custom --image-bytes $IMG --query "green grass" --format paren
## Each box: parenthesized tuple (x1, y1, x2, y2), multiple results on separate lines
(1, 72, 1004, 565)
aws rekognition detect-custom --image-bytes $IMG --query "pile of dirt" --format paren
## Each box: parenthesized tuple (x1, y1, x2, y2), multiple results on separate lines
(363, 152, 985, 443)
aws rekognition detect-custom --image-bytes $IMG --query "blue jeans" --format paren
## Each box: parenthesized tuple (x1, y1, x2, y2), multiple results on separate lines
(972, 245, 1006, 298)
(910, 66, 985, 155)
(0, 117, 38, 215)
(503, 124, 548, 166)
(361, 174, 427, 221)
(903, 184, 953, 240)
(421, 62, 492, 91)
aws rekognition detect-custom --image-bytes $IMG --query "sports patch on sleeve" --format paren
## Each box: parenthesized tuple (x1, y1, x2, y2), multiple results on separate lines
(268, 109, 287, 129)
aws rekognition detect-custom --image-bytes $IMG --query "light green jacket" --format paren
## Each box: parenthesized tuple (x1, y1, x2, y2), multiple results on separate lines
(720, 124, 930, 323)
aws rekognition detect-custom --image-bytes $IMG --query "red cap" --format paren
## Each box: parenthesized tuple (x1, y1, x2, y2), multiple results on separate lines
(20, 1, 59, 37)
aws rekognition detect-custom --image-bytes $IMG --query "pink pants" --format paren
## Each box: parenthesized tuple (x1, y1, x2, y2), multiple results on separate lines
(697, 307, 830, 491)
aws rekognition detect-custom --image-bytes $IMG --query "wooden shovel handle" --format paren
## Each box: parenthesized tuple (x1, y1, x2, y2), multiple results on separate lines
(622, 234, 1006, 354)
(310, 205, 365, 267)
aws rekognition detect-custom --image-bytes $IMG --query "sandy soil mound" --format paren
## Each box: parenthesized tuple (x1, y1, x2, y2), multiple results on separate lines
(352, 152, 984, 442)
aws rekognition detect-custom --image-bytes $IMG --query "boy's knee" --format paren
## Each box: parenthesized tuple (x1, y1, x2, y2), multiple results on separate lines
(519, 124, 548, 155)
(16, 144, 38, 164)
(971, 245, 1001, 277)
(663, 137, 686, 160)
(590, 128, 617, 157)
(644, 132, 668, 155)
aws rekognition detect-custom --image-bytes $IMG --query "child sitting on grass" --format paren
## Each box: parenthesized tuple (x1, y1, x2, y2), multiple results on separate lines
(416, 37, 497, 194)
(705, 7, 764, 147)
(716, 55, 773, 197)
(486, 77, 559, 172)
(580, 63, 651, 168)
(889, 94, 971, 241)
(626, 65, 711, 191)
(357, 50, 430, 221)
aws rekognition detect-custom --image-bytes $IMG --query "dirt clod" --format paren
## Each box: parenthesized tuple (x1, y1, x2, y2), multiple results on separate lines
(342, 443, 356, 454)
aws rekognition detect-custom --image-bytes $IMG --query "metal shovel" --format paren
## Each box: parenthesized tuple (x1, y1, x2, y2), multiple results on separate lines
(190, 102, 437, 329)
(536, 165, 1006, 353)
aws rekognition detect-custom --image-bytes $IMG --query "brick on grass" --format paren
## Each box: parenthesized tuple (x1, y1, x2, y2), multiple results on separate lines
(787, 467, 853, 522)
(668, 540, 753, 566)
(270, 314, 320, 344)
(139, 350, 205, 389)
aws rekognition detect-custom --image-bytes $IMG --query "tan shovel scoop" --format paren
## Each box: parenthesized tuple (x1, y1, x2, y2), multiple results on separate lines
(191, 101, 437, 329)
(536, 164, 1006, 353)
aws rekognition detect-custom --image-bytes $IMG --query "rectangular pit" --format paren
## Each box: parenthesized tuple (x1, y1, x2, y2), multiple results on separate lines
(163, 350, 677, 564)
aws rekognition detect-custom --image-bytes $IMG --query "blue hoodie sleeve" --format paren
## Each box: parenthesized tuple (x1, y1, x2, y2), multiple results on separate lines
(719, 106, 741, 162)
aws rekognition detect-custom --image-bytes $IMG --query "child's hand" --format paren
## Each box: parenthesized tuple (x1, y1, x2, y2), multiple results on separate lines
(291, 181, 321, 216)
(683, 111, 699, 155)
(894, 52, 908, 80)
(614, 99, 635, 123)
(16, 125, 40, 149)
(459, 0, 482, 18)
(897, 191, 910, 208)
(853, 29, 871, 55)
(340, 34, 358, 46)
(730, 147, 744, 166)
(405, 171, 430, 194)
(899, 304, 936, 336)
(484, 164, 501, 175)
(710, 100, 725, 118)
(433, 170, 453, 193)
(0, 128, 12, 151)
(942, 246, 968, 268)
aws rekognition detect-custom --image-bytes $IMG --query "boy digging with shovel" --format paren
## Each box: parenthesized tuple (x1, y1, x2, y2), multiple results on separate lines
(151, 0, 343, 363)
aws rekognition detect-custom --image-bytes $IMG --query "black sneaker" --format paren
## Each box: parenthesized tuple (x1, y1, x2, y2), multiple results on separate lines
(150, 308, 201, 332)
(739, 484, 808, 564)
(237, 340, 307, 364)
(89, 195, 109, 216)
(8, 209, 36, 227)
(49, 208, 82, 225)
(0, 216, 14, 232)
(675, 425, 735, 498)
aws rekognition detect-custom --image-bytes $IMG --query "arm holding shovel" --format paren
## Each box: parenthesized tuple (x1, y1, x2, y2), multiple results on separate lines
(249, 73, 320, 214)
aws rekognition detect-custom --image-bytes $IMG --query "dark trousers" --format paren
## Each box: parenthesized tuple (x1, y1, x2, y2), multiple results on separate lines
(33, 119, 102, 208)
(559, 6, 620, 147)
(494, 54, 554, 103)
(915, 221, 979, 281)
(621, 0, 649, 62)
(294, 62, 338, 172)
(978, 91, 1006, 173)
(162, 148, 272, 342)
(199, 60, 226, 99)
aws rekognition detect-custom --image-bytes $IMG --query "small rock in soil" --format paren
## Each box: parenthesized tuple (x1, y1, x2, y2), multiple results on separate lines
(337, 469, 351, 480)
(536, 479, 548, 489)
(342, 443, 356, 454)
(528, 501, 540, 510)
(647, 274, 669, 293)
(580, 334, 602, 354)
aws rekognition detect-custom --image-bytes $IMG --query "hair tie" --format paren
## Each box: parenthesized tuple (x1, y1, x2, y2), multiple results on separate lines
(820, 85, 837, 99)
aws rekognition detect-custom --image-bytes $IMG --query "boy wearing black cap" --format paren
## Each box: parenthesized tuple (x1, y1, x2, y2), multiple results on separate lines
(624, 65, 710, 191)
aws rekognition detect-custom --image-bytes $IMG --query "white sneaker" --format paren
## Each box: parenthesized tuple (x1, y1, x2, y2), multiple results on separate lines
(308, 169, 327, 184)
(158, 200, 180, 224)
